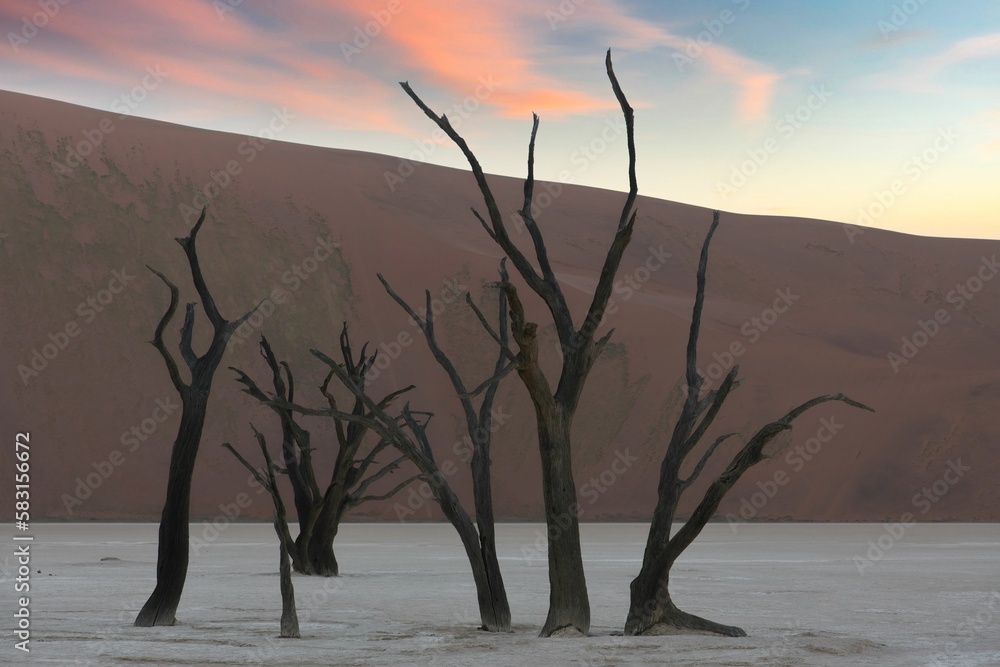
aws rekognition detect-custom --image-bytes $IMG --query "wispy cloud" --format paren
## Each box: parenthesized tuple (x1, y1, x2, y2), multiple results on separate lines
(1, 0, 779, 127)
(865, 28, 936, 49)
(4, 0, 402, 132)
(920, 31, 1000, 71)
(329, 0, 616, 118)
(561, 2, 781, 123)
(867, 31, 1000, 93)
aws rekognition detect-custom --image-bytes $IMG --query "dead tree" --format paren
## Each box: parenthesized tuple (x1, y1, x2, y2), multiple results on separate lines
(229, 331, 417, 575)
(377, 261, 515, 632)
(135, 207, 259, 627)
(400, 49, 636, 636)
(273, 322, 515, 632)
(222, 428, 300, 638)
(624, 212, 874, 637)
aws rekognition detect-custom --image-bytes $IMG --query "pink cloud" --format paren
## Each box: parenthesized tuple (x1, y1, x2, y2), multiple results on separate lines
(12, 0, 402, 133)
(331, 0, 615, 118)
(6, 1, 779, 136)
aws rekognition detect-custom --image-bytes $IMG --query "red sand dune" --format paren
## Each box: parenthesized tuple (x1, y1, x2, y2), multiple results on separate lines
(2, 90, 997, 523)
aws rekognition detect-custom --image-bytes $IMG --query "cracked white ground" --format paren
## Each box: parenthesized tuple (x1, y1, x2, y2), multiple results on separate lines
(13, 522, 1000, 666)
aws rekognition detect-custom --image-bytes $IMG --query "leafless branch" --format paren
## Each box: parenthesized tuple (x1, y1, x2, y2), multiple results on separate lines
(146, 266, 187, 394)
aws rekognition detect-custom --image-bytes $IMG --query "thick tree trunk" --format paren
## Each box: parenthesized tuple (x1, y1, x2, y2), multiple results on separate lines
(287, 467, 349, 576)
(626, 570, 745, 637)
(135, 389, 210, 626)
(302, 500, 341, 576)
(536, 405, 590, 637)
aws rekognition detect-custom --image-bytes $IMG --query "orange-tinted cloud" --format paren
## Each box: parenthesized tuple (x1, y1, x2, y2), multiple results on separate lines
(3, 1, 778, 134)
(330, 0, 615, 119)
(6, 0, 402, 133)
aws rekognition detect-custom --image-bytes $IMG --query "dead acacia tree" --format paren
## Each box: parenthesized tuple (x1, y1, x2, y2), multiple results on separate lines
(228, 332, 416, 576)
(624, 212, 874, 637)
(135, 207, 259, 627)
(273, 315, 515, 632)
(400, 49, 636, 636)
(377, 262, 515, 632)
(222, 428, 300, 638)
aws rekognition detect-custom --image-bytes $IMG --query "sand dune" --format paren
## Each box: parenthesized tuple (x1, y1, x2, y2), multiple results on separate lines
(1, 89, 998, 522)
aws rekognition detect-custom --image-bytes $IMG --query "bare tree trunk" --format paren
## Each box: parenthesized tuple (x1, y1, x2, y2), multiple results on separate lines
(624, 212, 874, 637)
(277, 518, 301, 638)
(468, 418, 509, 633)
(135, 208, 257, 627)
(231, 332, 414, 577)
(303, 497, 340, 576)
(225, 425, 301, 637)
(400, 50, 637, 636)
(278, 325, 514, 632)
(135, 393, 205, 627)
(378, 268, 515, 632)
(628, 570, 745, 636)
(436, 480, 510, 632)
(535, 407, 590, 636)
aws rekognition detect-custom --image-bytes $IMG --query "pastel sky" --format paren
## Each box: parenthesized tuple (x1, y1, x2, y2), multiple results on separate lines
(2, 0, 998, 239)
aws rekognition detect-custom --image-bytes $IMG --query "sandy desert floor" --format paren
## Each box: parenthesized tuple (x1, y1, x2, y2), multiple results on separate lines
(6, 522, 999, 666)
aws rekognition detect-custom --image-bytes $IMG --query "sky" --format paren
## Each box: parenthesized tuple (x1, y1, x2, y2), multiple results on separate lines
(2, 0, 998, 240)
